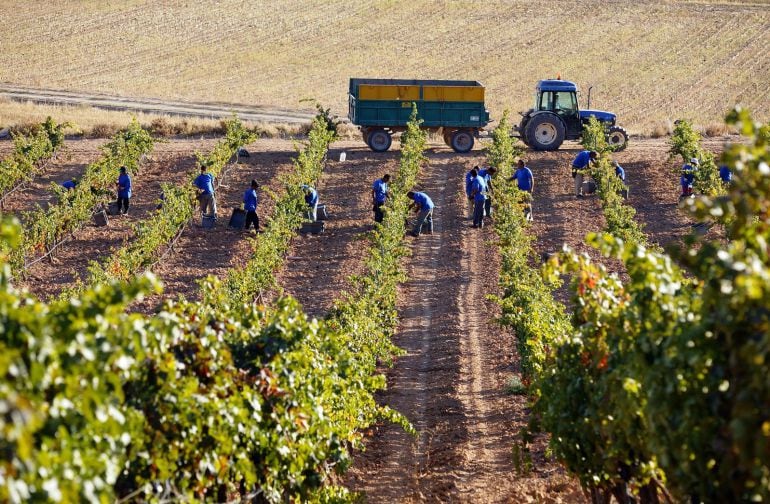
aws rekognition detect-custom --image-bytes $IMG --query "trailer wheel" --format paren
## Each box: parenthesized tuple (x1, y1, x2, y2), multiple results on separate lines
(361, 127, 370, 144)
(607, 126, 629, 151)
(367, 129, 392, 152)
(443, 129, 454, 147)
(450, 130, 474, 153)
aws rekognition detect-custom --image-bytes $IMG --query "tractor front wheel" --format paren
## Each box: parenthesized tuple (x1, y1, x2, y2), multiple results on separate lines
(450, 129, 475, 153)
(524, 114, 565, 151)
(607, 126, 629, 151)
(367, 129, 392, 152)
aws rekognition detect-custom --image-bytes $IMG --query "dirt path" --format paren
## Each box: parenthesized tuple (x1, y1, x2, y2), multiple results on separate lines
(0, 138, 107, 215)
(20, 141, 201, 298)
(345, 154, 465, 501)
(0, 84, 315, 125)
(142, 140, 294, 309)
(277, 143, 399, 318)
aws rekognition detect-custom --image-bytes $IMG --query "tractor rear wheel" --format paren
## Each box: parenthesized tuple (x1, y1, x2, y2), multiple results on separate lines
(524, 114, 565, 151)
(367, 129, 392, 152)
(450, 129, 475, 153)
(607, 126, 629, 151)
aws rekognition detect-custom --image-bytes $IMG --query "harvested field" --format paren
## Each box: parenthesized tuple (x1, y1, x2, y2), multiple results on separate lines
(2, 1, 769, 133)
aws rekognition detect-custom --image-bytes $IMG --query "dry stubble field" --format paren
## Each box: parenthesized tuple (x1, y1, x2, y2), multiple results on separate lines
(1, 0, 770, 133)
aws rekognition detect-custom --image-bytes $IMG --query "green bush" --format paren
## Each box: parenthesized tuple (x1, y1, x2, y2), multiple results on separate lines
(535, 109, 770, 502)
(7, 119, 153, 276)
(669, 119, 723, 197)
(0, 117, 70, 199)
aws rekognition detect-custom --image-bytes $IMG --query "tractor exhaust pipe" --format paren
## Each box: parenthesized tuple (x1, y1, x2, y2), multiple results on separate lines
(587, 86, 593, 109)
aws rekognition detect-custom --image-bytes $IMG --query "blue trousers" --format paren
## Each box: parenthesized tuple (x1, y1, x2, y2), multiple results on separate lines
(473, 198, 486, 227)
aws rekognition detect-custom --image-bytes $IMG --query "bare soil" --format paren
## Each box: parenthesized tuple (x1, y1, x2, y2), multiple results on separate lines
(138, 139, 296, 310)
(276, 143, 400, 318)
(344, 147, 585, 502)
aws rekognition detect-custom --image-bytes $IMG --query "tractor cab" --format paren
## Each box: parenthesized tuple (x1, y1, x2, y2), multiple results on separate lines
(517, 78, 628, 151)
(533, 80, 582, 138)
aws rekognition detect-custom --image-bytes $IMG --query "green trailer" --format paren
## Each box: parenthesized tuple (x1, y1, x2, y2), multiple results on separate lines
(348, 78, 490, 153)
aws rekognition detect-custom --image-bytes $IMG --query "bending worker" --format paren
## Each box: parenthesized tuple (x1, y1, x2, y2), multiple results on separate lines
(571, 150, 598, 198)
(302, 184, 319, 222)
(407, 190, 434, 237)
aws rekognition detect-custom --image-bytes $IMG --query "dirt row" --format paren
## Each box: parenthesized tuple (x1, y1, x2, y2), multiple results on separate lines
(276, 144, 400, 318)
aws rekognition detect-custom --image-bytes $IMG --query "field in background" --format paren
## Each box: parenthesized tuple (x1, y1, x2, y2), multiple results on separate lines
(1, 0, 769, 134)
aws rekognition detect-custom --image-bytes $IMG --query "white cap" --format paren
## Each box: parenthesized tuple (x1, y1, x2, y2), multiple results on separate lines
(690, 158, 699, 165)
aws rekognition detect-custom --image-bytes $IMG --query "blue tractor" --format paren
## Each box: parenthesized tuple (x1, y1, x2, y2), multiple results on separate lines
(516, 79, 628, 151)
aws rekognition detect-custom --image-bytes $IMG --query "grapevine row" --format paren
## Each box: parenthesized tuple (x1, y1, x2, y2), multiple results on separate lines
(582, 116, 648, 245)
(668, 118, 724, 197)
(505, 110, 770, 503)
(487, 111, 571, 380)
(69, 117, 255, 292)
(214, 113, 335, 306)
(0, 117, 69, 204)
(6, 119, 154, 276)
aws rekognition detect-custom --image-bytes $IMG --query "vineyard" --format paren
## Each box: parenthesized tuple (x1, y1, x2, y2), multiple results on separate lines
(1, 106, 769, 504)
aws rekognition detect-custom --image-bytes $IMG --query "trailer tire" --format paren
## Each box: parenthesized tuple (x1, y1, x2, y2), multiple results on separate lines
(524, 113, 565, 151)
(607, 126, 629, 151)
(367, 129, 392, 152)
(450, 130, 475, 153)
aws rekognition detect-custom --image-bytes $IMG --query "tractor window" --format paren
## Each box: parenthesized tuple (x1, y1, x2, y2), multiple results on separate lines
(553, 92, 577, 113)
(536, 91, 577, 112)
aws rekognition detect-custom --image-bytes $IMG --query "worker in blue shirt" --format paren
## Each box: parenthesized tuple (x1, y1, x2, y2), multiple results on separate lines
(61, 178, 77, 190)
(571, 150, 598, 198)
(613, 161, 629, 199)
(116, 166, 132, 215)
(243, 179, 260, 232)
(302, 185, 319, 222)
(465, 167, 477, 219)
(613, 161, 626, 182)
(719, 164, 732, 185)
(407, 190, 434, 237)
(511, 159, 534, 221)
(479, 166, 497, 217)
(469, 168, 488, 229)
(194, 165, 217, 218)
(680, 158, 698, 198)
(372, 173, 391, 223)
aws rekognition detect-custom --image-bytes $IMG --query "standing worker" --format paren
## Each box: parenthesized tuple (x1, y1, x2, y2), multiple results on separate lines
(116, 166, 132, 215)
(194, 165, 217, 218)
(243, 179, 260, 232)
(511, 159, 534, 221)
(571, 150, 598, 198)
(469, 168, 487, 229)
(680, 158, 698, 199)
(479, 166, 497, 217)
(407, 190, 434, 237)
(372, 173, 391, 223)
(302, 185, 319, 222)
(465, 166, 478, 219)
